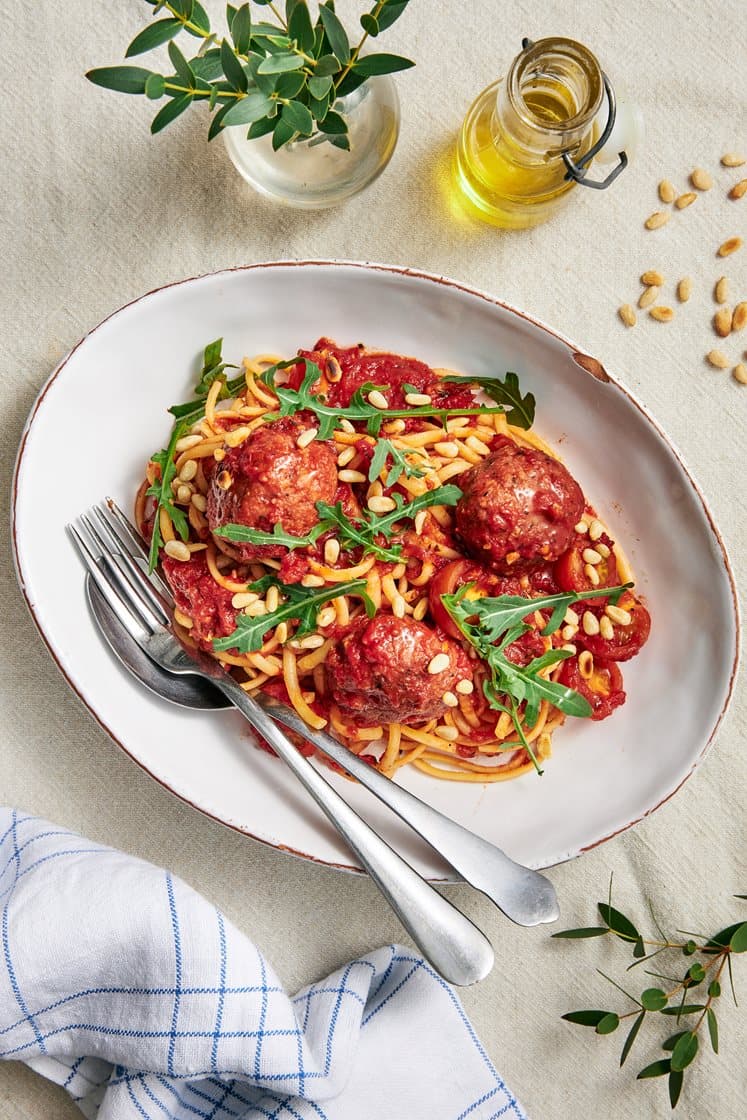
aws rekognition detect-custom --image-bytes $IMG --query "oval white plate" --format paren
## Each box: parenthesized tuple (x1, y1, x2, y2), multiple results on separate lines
(12, 262, 739, 876)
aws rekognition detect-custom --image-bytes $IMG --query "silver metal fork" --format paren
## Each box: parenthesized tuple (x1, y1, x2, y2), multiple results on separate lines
(68, 504, 496, 986)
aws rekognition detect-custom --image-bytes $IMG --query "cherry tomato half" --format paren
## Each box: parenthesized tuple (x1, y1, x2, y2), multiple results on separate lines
(554, 534, 619, 606)
(558, 656, 625, 721)
(428, 559, 524, 639)
(579, 594, 651, 662)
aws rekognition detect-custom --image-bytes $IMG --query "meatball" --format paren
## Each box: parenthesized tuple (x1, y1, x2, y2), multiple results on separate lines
(162, 553, 237, 650)
(207, 418, 338, 560)
(326, 615, 471, 725)
(455, 441, 584, 573)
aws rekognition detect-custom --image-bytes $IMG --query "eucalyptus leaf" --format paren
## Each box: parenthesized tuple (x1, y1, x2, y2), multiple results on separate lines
(221, 37, 249, 90)
(670, 1031, 698, 1072)
(598, 903, 641, 943)
(313, 53, 340, 76)
(619, 1011, 645, 1067)
(86, 66, 154, 95)
(288, 1, 315, 52)
(562, 1010, 610, 1027)
(144, 72, 166, 99)
(596, 1013, 619, 1035)
(222, 91, 275, 126)
(272, 116, 297, 150)
(282, 99, 314, 136)
(640, 987, 668, 1011)
(126, 19, 182, 58)
(668, 1070, 684, 1109)
(257, 52, 306, 74)
(150, 93, 192, 133)
(308, 74, 333, 99)
(186, 1, 211, 36)
(231, 3, 252, 54)
(552, 927, 609, 939)
(360, 13, 379, 35)
(275, 70, 307, 99)
(352, 52, 415, 76)
(637, 1059, 671, 1079)
(246, 116, 277, 139)
(168, 39, 195, 85)
(319, 4, 350, 63)
(730, 922, 747, 953)
(207, 100, 234, 140)
(377, 1, 410, 32)
(317, 109, 348, 134)
(707, 1007, 719, 1053)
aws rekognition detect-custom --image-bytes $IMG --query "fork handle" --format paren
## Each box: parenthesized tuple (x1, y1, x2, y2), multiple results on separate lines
(213, 674, 494, 986)
(258, 695, 559, 927)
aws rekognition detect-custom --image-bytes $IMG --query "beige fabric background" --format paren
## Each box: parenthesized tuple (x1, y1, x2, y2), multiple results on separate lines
(1, 1, 745, 1116)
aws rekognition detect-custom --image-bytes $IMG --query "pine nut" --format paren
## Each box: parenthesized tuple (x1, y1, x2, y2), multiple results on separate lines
(733, 303, 747, 332)
(562, 643, 577, 655)
(326, 355, 343, 382)
(274, 622, 288, 643)
(618, 304, 636, 327)
(316, 607, 337, 629)
(224, 426, 251, 448)
(582, 610, 600, 636)
(173, 609, 193, 629)
(434, 441, 459, 458)
(721, 153, 746, 167)
(714, 307, 733, 337)
(599, 616, 614, 640)
(164, 540, 190, 562)
(596, 542, 611, 558)
(645, 210, 671, 228)
(191, 493, 207, 512)
(729, 179, 747, 201)
(578, 651, 594, 680)
(675, 192, 697, 209)
(265, 585, 280, 613)
(232, 591, 258, 608)
(706, 349, 730, 369)
(324, 538, 341, 565)
(583, 548, 602, 565)
(174, 434, 202, 453)
(414, 509, 428, 535)
(296, 428, 318, 449)
(339, 418, 355, 433)
(367, 495, 397, 513)
(677, 277, 692, 303)
(588, 519, 604, 541)
(216, 470, 233, 490)
(561, 625, 578, 641)
(606, 604, 632, 625)
(337, 446, 356, 467)
(367, 390, 389, 409)
(213, 448, 226, 462)
(658, 180, 675, 203)
(404, 392, 432, 406)
(465, 435, 491, 456)
(733, 363, 747, 385)
(428, 653, 450, 675)
(244, 601, 267, 617)
(649, 306, 674, 322)
(442, 691, 459, 708)
(690, 167, 713, 191)
(179, 460, 198, 482)
(718, 237, 743, 257)
(338, 469, 366, 483)
(301, 574, 326, 587)
(413, 597, 429, 620)
(384, 419, 406, 435)
(641, 270, 665, 287)
(564, 608, 579, 626)
(584, 563, 601, 586)
(392, 595, 407, 619)
(715, 277, 729, 304)
(176, 484, 192, 504)
(456, 678, 474, 695)
(435, 725, 459, 742)
(574, 520, 589, 534)
(638, 285, 659, 309)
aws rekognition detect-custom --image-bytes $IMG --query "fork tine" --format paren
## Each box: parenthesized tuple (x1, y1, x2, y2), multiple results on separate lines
(79, 511, 169, 634)
(89, 505, 173, 624)
(99, 498, 174, 606)
(67, 521, 150, 643)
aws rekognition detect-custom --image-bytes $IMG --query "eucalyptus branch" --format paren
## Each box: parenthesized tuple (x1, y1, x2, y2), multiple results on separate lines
(554, 878, 747, 1109)
(86, 1, 415, 151)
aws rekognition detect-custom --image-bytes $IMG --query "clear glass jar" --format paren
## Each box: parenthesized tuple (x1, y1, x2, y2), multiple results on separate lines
(223, 75, 400, 209)
(454, 38, 604, 229)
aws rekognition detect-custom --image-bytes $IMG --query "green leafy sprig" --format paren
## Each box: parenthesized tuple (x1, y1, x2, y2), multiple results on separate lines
(215, 484, 463, 562)
(263, 360, 511, 439)
(441, 583, 631, 774)
(555, 880, 747, 1110)
(212, 573, 374, 652)
(86, 1, 415, 151)
(146, 419, 191, 570)
(440, 371, 536, 430)
(367, 437, 427, 485)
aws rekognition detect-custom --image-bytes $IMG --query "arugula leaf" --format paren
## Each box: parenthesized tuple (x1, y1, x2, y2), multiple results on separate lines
(440, 371, 536, 430)
(262, 360, 511, 441)
(215, 485, 462, 563)
(367, 438, 427, 486)
(145, 420, 191, 571)
(441, 581, 635, 773)
(212, 576, 373, 653)
(192, 336, 239, 398)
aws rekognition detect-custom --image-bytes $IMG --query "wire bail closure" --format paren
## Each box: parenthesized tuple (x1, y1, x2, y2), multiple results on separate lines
(521, 37, 628, 191)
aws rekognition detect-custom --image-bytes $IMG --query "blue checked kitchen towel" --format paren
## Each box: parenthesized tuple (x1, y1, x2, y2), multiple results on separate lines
(0, 810, 525, 1120)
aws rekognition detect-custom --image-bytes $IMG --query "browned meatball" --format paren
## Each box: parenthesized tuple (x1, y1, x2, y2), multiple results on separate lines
(207, 417, 338, 560)
(326, 615, 472, 725)
(455, 440, 584, 573)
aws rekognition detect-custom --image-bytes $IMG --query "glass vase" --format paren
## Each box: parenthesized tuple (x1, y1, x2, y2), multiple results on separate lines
(223, 75, 401, 209)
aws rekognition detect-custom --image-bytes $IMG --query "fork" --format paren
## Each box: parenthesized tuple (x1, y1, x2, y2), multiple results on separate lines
(68, 505, 495, 986)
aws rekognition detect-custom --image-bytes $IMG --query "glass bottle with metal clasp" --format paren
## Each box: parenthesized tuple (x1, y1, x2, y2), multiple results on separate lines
(454, 36, 640, 229)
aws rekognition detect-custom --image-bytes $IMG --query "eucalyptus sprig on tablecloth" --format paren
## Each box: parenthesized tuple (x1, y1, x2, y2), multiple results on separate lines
(86, 1, 414, 150)
(555, 879, 747, 1109)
